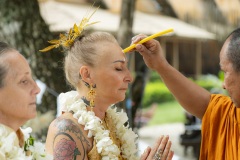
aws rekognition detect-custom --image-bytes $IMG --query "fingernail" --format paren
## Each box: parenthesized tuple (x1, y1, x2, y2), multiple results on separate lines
(144, 147, 149, 153)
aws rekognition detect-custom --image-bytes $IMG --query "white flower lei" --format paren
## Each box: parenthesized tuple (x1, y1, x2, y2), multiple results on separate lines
(0, 124, 53, 160)
(59, 91, 139, 160)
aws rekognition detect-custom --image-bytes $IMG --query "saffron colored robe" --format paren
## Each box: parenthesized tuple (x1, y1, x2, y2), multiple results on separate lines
(200, 94, 240, 160)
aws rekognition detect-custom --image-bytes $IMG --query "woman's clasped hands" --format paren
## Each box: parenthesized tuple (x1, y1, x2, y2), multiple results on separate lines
(140, 135, 174, 160)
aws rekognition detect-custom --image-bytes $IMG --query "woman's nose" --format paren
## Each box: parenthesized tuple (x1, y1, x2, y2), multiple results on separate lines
(125, 70, 133, 83)
(34, 81, 41, 95)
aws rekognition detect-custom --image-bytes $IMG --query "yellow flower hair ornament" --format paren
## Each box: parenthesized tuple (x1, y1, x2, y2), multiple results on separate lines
(39, 6, 99, 52)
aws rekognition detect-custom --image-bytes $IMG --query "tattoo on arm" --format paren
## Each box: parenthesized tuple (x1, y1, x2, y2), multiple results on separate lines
(54, 133, 81, 160)
(54, 118, 90, 146)
(53, 118, 90, 159)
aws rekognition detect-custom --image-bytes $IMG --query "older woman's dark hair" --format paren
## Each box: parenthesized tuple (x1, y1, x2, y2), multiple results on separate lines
(227, 28, 240, 73)
(0, 42, 14, 88)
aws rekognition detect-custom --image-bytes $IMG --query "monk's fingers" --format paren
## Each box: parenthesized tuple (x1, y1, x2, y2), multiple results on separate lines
(131, 34, 146, 43)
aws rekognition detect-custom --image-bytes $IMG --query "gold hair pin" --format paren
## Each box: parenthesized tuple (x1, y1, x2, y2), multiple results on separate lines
(39, 6, 99, 52)
(123, 28, 174, 53)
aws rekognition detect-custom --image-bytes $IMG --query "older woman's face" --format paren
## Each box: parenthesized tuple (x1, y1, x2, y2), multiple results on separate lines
(91, 41, 133, 105)
(0, 51, 40, 125)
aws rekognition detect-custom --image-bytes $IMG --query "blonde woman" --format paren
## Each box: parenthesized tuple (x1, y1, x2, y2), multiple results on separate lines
(42, 10, 174, 159)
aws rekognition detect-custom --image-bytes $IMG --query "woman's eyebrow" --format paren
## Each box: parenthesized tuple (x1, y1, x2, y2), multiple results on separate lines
(113, 59, 126, 63)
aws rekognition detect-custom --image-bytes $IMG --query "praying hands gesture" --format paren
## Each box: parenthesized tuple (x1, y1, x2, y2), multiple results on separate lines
(140, 135, 174, 160)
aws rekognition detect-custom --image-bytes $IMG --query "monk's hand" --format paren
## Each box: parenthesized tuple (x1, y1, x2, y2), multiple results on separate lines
(130, 34, 168, 71)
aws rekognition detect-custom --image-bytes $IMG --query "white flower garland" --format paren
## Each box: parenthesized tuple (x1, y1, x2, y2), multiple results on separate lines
(0, 124, 53, 160)
(59, 91, 139, 160)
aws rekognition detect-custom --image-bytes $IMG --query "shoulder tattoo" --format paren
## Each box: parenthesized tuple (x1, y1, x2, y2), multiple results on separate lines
(52, 118, 90, 159)
(53, 133, 81, 160)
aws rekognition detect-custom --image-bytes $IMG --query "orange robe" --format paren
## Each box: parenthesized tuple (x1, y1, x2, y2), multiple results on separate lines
(200, 94, 240, 160)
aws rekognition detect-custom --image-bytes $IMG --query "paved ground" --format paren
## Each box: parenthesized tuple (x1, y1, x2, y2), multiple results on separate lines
(137, 123, 198, 160)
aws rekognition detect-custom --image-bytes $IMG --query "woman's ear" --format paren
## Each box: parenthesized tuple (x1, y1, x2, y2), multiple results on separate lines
(79, 66, 91, 82)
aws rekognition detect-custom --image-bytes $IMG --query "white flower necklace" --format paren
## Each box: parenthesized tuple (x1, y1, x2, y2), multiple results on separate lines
(0, 124, 53, 160)
(59, 91, 139, 160)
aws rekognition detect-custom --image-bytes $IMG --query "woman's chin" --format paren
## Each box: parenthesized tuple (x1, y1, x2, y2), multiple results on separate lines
(28, 110, 37, 120)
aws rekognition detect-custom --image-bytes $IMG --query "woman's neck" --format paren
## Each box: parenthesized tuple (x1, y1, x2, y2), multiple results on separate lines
(92, 105, 107, 120)
(77, 90, 111, 120)
(0, 120, 21, 131)
(0, 113, 23, 131)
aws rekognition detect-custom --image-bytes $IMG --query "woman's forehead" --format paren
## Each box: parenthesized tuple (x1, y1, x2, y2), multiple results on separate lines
(98, 42, 126, 61)
(5, 52, 31, 78)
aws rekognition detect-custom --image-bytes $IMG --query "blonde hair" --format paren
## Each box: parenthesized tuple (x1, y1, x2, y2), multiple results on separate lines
(64, 31, 118, 88)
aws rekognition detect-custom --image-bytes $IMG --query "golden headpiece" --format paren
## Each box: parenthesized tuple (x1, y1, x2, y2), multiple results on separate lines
(39, 6, 99, 52)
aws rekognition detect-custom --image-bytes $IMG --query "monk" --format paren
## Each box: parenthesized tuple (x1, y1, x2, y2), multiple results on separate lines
(130, 28, 240, 160)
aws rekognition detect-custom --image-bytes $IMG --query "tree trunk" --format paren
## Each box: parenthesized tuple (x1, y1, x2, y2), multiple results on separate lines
(117, 0, 135, 47)
(201, 0, 232, 40)
(117, 0, 136, 128)
(156, 0, 178, 17)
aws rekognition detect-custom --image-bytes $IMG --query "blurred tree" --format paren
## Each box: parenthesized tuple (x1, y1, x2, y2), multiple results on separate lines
(117, 0, 150, 130)
(156, 0, 177, 17)
(196, 0, 230, 40)
(116, 0, 137, 128)
(130, 54, 149, 129)
(88, 0, 108, 9)
(0, 0, 68, 114)
(117, 0, 135, 48)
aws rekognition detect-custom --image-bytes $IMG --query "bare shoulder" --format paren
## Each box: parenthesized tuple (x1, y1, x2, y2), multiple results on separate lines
(45, 113, 92, 160)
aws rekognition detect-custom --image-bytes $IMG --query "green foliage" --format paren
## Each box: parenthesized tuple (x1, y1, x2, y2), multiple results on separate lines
(142, 73, 227, 108)
(147, 101, 185, 125)
(195, 79, 218, 91)
(195, 74, 226, 94)
(148, 70, 162, 82)
(143, 82, 175, 107)
(218, 71, 224, 81)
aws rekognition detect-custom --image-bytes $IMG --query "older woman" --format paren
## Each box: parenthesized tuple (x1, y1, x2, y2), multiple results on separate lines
(44, 28, 174, 159)
(0, 42, 51, 159)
